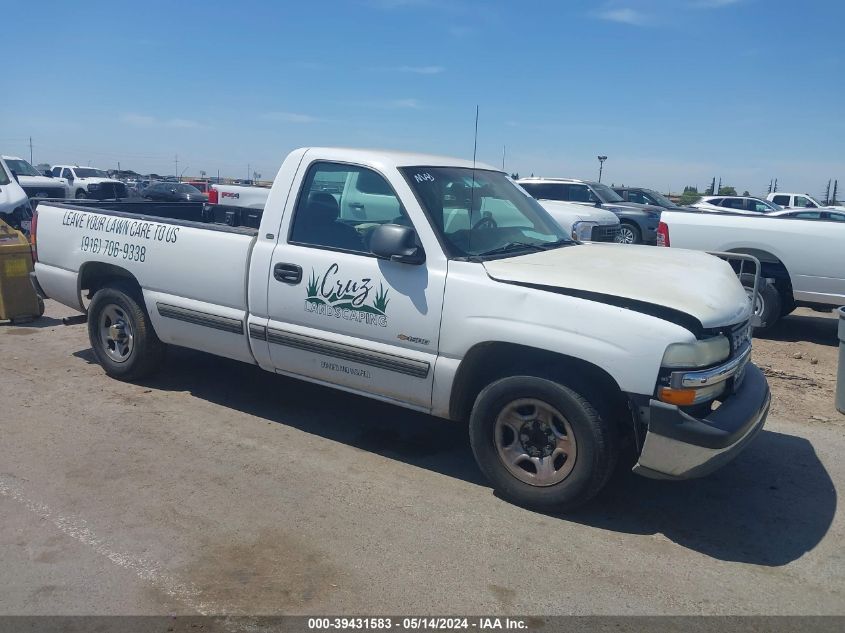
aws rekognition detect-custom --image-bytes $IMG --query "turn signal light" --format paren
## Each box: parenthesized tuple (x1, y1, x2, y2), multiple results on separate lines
(658, 387, 697, 406)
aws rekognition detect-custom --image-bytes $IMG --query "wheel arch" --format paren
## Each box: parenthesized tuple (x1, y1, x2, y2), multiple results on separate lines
(449, 341, 630, 426)
(724, 247, 794, 300)
(78, 262, 142, 311)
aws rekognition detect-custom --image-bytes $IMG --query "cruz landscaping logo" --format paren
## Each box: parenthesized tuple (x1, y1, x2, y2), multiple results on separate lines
(305, 263, 389, 327)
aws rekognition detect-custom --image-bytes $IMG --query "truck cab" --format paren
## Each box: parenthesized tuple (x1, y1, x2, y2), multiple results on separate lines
(767, 192, 845, 212)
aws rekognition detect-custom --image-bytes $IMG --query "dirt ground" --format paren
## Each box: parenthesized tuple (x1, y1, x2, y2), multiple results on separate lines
(1, 300, 844, 618)
(751, 307, 842, 424)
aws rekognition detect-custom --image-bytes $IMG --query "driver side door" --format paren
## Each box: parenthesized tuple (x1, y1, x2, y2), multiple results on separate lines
(264, 161, 446, 410)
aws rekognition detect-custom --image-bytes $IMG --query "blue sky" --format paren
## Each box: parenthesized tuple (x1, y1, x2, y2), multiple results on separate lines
(3, 0, 843, 195)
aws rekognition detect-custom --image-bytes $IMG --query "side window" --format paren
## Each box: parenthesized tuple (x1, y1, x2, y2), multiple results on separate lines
(722, 199, 745, 210)
(748, 200, 770, 213)
(51, 167, 61, 177)
(62, 168, 73, 179)
(627, 191, 645, 204)
(827, 212, 845, 222)
(519, 183, 566, 201)
(794, 195, 816, 208)
(568, 184, 591, 203)
(772, 195, 790, 206)
(794, 211, 821, 219)
(290, 162, 408, 254)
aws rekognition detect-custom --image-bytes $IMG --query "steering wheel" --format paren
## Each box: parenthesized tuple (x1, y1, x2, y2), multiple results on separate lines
(472, 215, 498, 230)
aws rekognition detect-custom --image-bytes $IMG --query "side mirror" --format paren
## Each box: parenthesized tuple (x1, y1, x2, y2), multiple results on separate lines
(369, 224, 425, 265)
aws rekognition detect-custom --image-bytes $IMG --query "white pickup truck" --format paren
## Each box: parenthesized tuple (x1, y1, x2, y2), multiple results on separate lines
(209, 183, 271, 209)
(658, 209, 845, 328)
(766, 192, 845, 212)
(32, 147, 769, 510)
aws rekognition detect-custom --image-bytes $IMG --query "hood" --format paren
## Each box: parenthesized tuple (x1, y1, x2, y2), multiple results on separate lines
(80, 177, 122, 184)
(539, 200, 619, 225)
(17, 174, 67, 187)
(0, 180, 29, 213)
(482, 243, 750, 330)
(604, 201, 662, 216)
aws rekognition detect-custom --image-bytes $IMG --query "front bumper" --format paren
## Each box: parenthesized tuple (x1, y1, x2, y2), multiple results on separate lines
(633, 363, 770, 480)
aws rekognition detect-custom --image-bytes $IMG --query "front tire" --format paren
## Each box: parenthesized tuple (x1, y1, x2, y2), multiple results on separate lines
(615, 222, 641, 244)
(469, 376, 618, 511)
(75, 189, 87, 199)
(87, 284, 165, 380)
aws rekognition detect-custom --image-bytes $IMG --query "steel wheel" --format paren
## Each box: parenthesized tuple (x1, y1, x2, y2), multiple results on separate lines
(99, 304, 134, 363)
(494, 398, 577, 487)
(745, 286, 764, 318)
(615, 225, 636, 244)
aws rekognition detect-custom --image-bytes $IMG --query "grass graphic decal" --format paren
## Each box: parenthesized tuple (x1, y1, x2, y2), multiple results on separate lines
(304, 263, 390, 327)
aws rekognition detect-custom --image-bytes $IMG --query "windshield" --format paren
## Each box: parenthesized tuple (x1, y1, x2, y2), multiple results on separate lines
(400, 167, 571, 258)
(643, 189, 674, 207)
(74, 168, 109, 178)
(4, 158, 41, 177)
(590, 183, 624, 203)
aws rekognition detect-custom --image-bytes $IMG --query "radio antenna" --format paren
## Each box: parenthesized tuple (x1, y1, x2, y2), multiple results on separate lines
(468, 105, 479, 255)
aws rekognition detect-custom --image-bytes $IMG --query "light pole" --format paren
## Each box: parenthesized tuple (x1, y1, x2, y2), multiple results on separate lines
(597, 155, 607, 183)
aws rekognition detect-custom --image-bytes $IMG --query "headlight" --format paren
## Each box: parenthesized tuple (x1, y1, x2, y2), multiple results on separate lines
(661, 335, 730, 369)
(571, 221, 597, 241)
(88, 183, 101, 190)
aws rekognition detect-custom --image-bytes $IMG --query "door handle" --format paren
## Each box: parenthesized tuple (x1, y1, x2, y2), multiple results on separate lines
(274, 263, 303, 284)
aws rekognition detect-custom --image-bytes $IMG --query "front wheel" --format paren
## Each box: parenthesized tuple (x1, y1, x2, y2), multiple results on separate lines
(87, 284, 166, 380)
(615, 222, 641, 244)
(75, 189, 87, 199)
(469, 376, 617, 511)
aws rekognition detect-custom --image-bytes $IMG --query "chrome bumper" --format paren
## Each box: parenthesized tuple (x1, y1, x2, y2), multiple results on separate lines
(633, 363, 770, 480)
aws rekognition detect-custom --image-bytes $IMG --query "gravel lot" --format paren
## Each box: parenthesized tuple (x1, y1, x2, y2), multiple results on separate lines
(1, 300, 843, 616)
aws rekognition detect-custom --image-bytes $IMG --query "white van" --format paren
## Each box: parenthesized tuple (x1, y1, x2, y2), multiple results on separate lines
(0, 160, 33, 236)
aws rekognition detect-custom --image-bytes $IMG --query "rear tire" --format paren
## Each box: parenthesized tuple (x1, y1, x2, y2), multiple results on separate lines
(616, 222, 641, 245)
(741, 274, 781, 331)
(469, 376, 618, 511)
(87, 284, 165, 380)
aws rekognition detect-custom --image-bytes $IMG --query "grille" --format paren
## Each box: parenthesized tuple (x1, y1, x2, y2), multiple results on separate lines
(22, 185, 66, 200)
(590, 224, 621, 242)
(728, 319, 752, 354)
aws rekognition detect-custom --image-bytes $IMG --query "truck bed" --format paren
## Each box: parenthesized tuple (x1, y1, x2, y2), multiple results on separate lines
(31, 199, 263, 233)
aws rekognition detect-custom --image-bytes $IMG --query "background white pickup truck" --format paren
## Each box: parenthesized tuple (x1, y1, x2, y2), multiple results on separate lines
(50, 165, 128, 200)
(1, 155, 69, 201)
(32, 147, 769, 511)
(766, 192, 845, 212)
(658, 209, 845, 328)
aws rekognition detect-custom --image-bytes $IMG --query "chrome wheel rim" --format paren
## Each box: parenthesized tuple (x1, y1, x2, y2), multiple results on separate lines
(494, 398, 577, 487)
(745, 287, 764, 318)
(99, 304, 134, 363)
(615, 226, 635, 244)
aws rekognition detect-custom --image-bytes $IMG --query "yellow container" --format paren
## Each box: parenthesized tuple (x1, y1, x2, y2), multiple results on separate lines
(0, 218, 42, 322)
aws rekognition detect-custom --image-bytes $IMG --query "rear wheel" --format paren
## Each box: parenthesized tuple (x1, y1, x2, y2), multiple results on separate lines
(87, 284, 165, 380)
(469, 376, 617, 511)
(741, 273, 781, 331)
(615, 222, 641, 244)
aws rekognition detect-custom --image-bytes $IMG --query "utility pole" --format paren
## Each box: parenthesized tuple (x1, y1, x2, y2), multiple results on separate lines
(501, 145, 506, 171)
(717, 177, 722, 194)
(767, 179, 773, 194)
(773, 178, 778, 193)
(247, 163, 251, 183)
(29, 137, 33, 164)
(825, 179, 832, 206)
(174, 154, 179, 178)
(833, 180, 839, 206)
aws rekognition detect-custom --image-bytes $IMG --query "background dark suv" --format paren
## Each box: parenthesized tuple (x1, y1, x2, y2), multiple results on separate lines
(517, 178, 661, 245)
